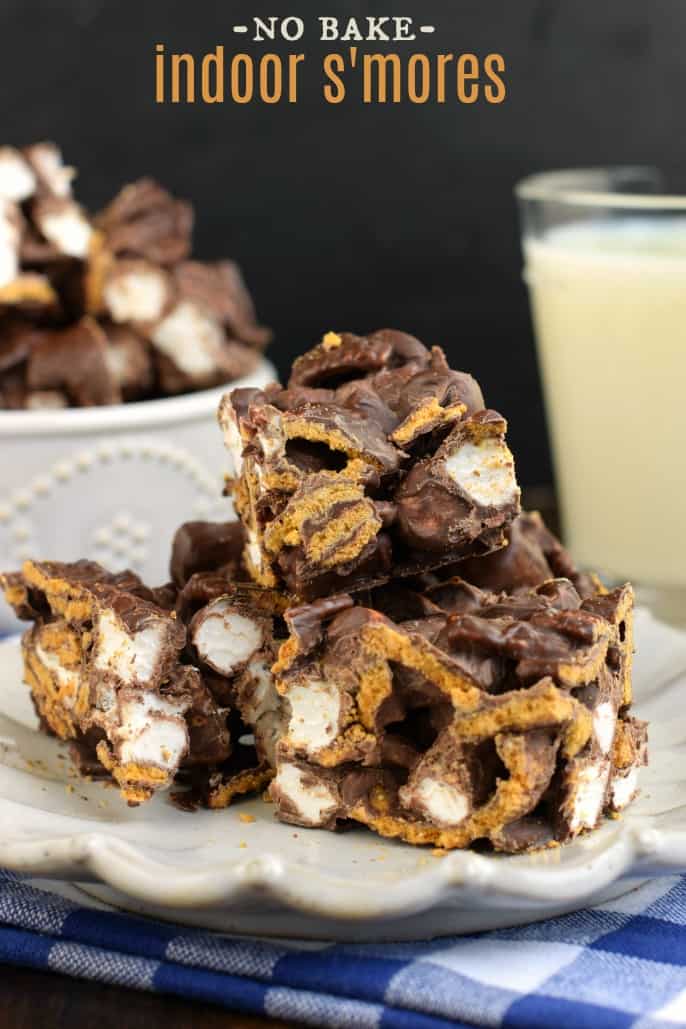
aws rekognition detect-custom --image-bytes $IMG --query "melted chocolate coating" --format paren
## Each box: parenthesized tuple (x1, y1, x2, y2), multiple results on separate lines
(456, 511, 600, 599)
(170, 520, 246, 588)
(27, 317, 120, 406)
(96, 178, 193, 266)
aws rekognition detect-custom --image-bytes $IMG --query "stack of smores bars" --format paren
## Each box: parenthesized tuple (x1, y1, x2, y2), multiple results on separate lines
(1, 329, 647, 852)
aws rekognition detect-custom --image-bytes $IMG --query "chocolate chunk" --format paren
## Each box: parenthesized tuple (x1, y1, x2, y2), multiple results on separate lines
(289, 330, 395, 388)
(174, 571, 236, 622)
(27, 316, 120, 406)
(289, 328, 431, 390)
(278, 593, 354, 667)
(95, 178, 193, 265)
(170, 520, 246, 587)
(0, 366, 28, 408)
(457, 511, 603, 600)
(442, 607, 611, 687)
(0, 317, 45, 373)
(179, 666, 232, 767)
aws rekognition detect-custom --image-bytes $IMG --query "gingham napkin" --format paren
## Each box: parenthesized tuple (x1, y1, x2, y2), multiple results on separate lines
(2, 870, 686, 1028)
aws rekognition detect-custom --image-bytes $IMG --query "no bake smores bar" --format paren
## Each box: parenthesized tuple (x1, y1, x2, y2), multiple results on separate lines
(0, 522, 281, 807)
(269, 575, 646, 851)
(219, 329, 521, 600)
(1, 510, 647, 851)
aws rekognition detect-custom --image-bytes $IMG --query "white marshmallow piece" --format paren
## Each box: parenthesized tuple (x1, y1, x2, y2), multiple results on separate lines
(104, 343, 132, 385)
(610, 767, 639, 811)
(444, 436, 518, 508)
(0, 199, 20, 288)
(0, 147, 36, 202)
(405, 776, 470, 827)
(245, 525, 267, 577)
(114, 691, 188, 772)
(257, 407, 287, 462)
(25, 391, 69, 410)
(25, 143, 74, 198)
(274, 762, 339, 826)
(93, 609, 165, 687)
(286, 679, 342, 757)
(594, 701, 617, 755)
(151, 301, 223, 378)
(222, 403, 245, 476)
(193, 599, 263, 676)
(568, 759, 611, 834)
(104, 264, 169, 324)
(35, 200, 93, 259)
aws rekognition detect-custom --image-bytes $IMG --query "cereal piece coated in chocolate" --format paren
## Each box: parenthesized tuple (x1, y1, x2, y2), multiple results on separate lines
(457, 510, 604, 599)
(95, 178, 193, 266)
(27, 317, 121, 407)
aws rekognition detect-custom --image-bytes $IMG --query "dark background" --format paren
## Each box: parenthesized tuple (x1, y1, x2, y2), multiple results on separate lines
(1, 0, 679, 485)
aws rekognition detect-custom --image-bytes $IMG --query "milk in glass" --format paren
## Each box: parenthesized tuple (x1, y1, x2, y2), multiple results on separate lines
(523, 218, 686, 587)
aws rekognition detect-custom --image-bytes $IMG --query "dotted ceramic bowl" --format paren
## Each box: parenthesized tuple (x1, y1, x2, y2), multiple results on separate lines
(0, 358, 277, 634)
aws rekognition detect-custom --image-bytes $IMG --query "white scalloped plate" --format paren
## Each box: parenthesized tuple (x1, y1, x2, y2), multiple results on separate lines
(2, 608, 686, 941)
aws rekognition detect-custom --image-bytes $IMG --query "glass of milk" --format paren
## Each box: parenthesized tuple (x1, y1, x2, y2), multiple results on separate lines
(516, 167, 686, 625)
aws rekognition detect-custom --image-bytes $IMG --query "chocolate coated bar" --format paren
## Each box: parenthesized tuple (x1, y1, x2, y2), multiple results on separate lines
(270, 574, 646, 851)
(220, 329, 521, 600)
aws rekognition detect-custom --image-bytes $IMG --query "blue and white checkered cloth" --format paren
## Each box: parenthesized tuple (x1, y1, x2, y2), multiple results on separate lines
(3, 871, 686, 1027)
